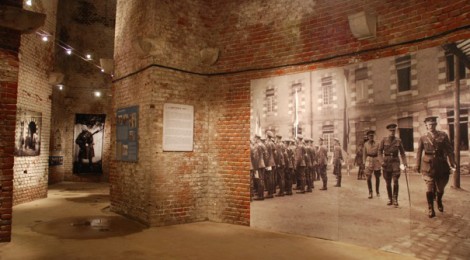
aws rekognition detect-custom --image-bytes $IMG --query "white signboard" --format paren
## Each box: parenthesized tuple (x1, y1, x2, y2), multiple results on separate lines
(163, 103, 194, 151)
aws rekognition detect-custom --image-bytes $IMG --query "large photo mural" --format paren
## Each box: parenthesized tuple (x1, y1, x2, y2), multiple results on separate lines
(250, 41, 470, 254)
(73, 114, 106, 175)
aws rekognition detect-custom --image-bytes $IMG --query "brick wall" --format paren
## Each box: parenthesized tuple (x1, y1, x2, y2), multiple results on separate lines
(0, 0, 22, 244)
(49, 0, 115, 183)
(112, 0, 470, 227)
(13, 0, 58, 205)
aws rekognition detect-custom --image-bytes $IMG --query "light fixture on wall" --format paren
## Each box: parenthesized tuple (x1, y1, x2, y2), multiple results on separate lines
(56, 84, 64, 90)
(99, 58, 114, 75)
(94, 91, 101, 97)
(25, 0, 32, 6)
(348, 11, 377, 40)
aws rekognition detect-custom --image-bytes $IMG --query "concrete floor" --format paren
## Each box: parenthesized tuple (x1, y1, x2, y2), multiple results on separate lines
(0, 182, 417, 260)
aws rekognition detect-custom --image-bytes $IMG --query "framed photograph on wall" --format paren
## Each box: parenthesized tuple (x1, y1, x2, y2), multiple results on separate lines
(14, 109, 42, 156)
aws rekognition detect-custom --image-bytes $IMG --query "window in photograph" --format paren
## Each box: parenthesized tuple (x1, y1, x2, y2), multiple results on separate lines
(447, 109, 469, 151)
(266, 87, 275, 113)
(445, 52, 467, 82)
(396, 55, 411, 92)
(321, 76, 333, 105)
(322, 124, 334, 152)
(355, 67, 368, 101)
(398, 117, 414, 152)
(292, 125, 302, 136)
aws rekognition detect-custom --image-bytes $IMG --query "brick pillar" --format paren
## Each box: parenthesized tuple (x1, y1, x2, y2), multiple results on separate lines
(0, 19, 21, 243)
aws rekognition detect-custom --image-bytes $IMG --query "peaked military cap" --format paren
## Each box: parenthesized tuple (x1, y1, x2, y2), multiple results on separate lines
(276, 134, 282, 138)
(386, 123, 397, 130)
(260, 137, 266, 141)
(297, 134, 303, 139)
(254, 134, 261, 139)
(424, 116, 438, 124)
(266, 131, 274, 137)
(334, 138, 340, 142)
(366, 130, 375, 135)
(363, 135, 369, 140)
(319, 137, 324, 141)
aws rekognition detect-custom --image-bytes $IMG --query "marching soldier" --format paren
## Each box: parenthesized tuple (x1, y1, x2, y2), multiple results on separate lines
(250, 140, 256, 201)
(332, 138, 343, 187)
(285, 138, 296, 195)
(416, 116, 456, 218)
(294, 135, 307, 193)
(263, 133, 276, 199)
(317, 137, 329, 190)
(275, 134, 286, 196)
(303, 138, 313, 192)
(252, 134, 266, 201)
(363, 130, 382, 199)
(305, 138, 316, 191)
(354, 135, 368, 180)
(379, 123, 407, 207)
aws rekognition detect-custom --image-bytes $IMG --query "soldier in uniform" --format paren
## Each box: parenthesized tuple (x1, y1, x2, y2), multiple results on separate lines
(305, 138, 316, 191)
(252, 134, 266, 201)
(275, 134, 286, 196)
(303, 138, 312, 192)
(264, 131, 277, 198)
(354, 135, 368, 180)
(75, 125, 95, 169)
(284, 138, 296, 195)
(332, 138, 344, 187)
(416, 116, 456, 218)
(294, 135, 307, 193)
(379, 123, 407, 207)
(363, 130, 382, 199)
(250, 140, 256, 201)
(317, 137, 329, 190)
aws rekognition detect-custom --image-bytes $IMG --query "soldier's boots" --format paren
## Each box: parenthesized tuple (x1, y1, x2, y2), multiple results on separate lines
(320, 180, 327, 190)
(427, 192, 436, 218)
(334, 177, 341, 187)
(386, 185, 393, 205)
(437, 192, 444, 212)
(393, 184, 399, 207)
(367, 179, 373, 199)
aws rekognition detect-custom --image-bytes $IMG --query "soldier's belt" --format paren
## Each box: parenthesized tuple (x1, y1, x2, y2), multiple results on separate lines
(367, 154, 378, 157)
(384, 153, 398, 157)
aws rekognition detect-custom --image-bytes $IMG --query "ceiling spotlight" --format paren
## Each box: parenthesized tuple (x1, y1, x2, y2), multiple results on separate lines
(57, 84, 64, 90)
(86, 54, 92, 60)
(94, 91, 101, 97)
(42, 35, 49, 42)
(26, 0, 32, 6)
(100, 68, 105, 72)
(65, 49, 72, 55)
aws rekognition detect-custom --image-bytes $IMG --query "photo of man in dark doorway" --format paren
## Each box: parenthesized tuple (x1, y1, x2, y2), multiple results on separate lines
(73, 114, 106, 174)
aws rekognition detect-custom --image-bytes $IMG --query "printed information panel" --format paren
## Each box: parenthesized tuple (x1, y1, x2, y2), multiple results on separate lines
(116, 106, 139, 161)
(163, 103, 194, 151)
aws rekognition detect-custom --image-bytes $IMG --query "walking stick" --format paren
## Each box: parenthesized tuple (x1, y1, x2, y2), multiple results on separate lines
(402, 164, 412, 209)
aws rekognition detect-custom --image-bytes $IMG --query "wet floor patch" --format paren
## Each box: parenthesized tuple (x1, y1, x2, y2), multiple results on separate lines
(32, 216, 146, 239)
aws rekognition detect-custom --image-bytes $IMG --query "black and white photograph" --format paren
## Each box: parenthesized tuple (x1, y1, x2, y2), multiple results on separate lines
(14, 109, 42, 157)
(250, 40, 470, 252)
(73, 114, 106, 175)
